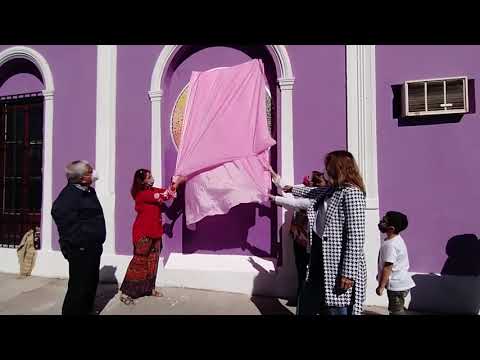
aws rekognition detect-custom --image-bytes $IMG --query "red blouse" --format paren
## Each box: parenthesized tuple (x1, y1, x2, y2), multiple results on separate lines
(132, 186, 176, 243)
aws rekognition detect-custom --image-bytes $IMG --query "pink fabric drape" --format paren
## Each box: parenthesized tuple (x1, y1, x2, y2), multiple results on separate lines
(174, 59, 276, 225)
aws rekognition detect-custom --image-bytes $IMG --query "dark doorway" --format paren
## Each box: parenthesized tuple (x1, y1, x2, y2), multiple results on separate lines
(0, 93, 44, 248)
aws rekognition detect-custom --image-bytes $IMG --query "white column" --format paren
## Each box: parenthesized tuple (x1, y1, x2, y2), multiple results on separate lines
(347, 45, 379, 209)
(40, 90, 54, 252)
(149, 90, 163, 184)
(95, 45, 117, 254)
(276, 78, 297, 295)
(278, 78, 295, 185)
(346, 45, 383, 306)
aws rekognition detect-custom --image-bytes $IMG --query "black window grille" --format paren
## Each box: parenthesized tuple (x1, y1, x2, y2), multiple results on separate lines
(0, 92, 43, 248)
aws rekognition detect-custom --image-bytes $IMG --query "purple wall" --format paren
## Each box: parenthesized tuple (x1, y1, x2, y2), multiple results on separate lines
(0, 45, 98, 251)
(116, 46, 164, 255)
(115, 45, 347, 260)
(288, 46, 347, 181)
(376, 45, 480, 273)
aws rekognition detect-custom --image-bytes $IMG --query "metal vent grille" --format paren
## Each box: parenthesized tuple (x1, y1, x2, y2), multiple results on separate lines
(403, 76, 469, 116)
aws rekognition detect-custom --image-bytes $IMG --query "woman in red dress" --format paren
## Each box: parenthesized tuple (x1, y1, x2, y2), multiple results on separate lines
(119, 169, 178, 305)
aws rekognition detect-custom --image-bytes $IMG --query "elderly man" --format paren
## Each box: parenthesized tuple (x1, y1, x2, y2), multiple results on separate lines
(51, 160, 106, 315)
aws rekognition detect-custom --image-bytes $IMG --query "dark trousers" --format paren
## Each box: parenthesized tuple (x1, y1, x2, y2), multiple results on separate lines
(62, 246, 102, 315)
(293, 240, 310, 299)
(297, 233, 351, 316)
(387, 290, 409, 315)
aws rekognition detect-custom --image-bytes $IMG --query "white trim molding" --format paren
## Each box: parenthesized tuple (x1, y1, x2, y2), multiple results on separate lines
(159, 253, 285, 297)
(277, 78, 296, 285)
(346, 45, 381, 307)
(95, 45, 117, 254)
(0, 46, 55, 253)
(148, 89, 164, 186)
(150, 45, 294, 94)
(0, 247, 137, 285)
(278, 78, 295, 186)
(41, 90, 54, 252)
(346, 45, 379, 209)
(0, 46, 55, 91)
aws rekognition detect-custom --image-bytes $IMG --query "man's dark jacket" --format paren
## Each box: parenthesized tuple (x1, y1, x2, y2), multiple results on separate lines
(51, 184, 106, 259)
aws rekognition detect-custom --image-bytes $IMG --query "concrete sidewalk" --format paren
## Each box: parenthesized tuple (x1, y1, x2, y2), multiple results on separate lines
(0, 272, 398, 315)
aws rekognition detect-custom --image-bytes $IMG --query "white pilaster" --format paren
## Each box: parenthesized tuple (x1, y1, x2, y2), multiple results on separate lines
(95, 45, 117, 254)
(149, 90, 163, 184)
(278, 78, 295, 185)
(346, 45, 384, 306)
(275, 78, 297, 295)
(277, 78, 295, 242)
(40, 90, 54, 252)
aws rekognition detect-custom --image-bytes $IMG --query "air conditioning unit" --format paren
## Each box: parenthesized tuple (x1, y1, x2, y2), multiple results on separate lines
(402, 76, 469, 117)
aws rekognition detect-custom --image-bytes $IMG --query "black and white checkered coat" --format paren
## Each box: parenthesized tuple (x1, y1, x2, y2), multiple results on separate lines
(292, 185, 367, 315)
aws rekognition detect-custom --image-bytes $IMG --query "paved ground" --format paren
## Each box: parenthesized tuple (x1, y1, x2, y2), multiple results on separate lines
(0, 272, 403, 315)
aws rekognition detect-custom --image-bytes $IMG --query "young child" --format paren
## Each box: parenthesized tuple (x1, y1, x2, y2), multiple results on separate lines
(376, 211, 416, 315)
(266, 167, 327, 304)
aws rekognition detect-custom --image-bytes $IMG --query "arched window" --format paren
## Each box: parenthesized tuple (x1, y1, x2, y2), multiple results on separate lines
(0, 46, 54, 250)
(0, 92, 43, 247)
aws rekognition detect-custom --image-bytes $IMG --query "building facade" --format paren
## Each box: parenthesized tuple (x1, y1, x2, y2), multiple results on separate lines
(0, 45, 478, 311)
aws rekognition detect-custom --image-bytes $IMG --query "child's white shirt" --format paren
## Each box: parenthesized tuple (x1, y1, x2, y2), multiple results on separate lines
(378, 234, 416, 291)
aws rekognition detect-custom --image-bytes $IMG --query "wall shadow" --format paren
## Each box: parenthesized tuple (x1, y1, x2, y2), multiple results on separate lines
(163, 183, 274, 257)
(248, 206, 299, 314)
(408, 234, 480, 314)
(94, 265, 119, 315)
(182, 203, 272, 257)
(248, 257, 294, 316)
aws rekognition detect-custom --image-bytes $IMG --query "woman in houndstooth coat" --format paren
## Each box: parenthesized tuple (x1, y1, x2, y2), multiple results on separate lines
(283, 150, 367, 315)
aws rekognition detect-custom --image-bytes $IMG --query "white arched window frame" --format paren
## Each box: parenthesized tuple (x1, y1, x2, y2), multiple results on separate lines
(149, 46, 294, 261)
(0, 46, 55, 252)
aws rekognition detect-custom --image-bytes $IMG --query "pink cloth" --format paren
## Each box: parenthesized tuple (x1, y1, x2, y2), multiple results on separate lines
(175, 59, 276, 225)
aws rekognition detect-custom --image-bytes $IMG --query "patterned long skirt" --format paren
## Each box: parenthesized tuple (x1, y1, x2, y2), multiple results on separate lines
(120, 237, 162, 299)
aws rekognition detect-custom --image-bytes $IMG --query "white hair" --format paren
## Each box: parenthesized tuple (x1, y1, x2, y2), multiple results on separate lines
(65, 160, 92, 183)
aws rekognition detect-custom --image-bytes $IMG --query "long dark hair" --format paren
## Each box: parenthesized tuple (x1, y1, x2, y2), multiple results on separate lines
(131, 168, 150, 199)
(325, 150, 366, 194)
(310, 171, 325, 187)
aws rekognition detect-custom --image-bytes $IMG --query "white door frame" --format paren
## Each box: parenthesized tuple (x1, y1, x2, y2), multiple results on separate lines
(0, 46, 61, 276)
(0, 46, 55, 253)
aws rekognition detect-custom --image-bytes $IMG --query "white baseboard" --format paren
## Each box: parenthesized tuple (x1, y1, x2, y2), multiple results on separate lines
(157, 253, 297, 298)
(0, 248, 136, 284)
(8, 248, 475, 314)
(0, 248, 297, 297)
(0, 248, 22, 275)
